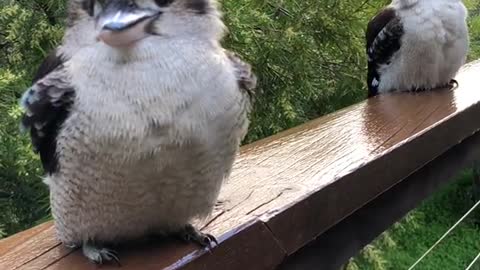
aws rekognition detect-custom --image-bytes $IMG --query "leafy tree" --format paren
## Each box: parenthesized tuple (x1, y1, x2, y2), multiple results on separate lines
(0, 0, 65, 237)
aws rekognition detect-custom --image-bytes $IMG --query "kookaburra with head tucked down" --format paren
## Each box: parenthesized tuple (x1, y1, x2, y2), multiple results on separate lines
(20, 0, 256, 264)
(366, 0, 469, 97)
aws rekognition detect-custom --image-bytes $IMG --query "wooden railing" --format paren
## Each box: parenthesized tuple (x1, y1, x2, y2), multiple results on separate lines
(2, 60, 480, 270)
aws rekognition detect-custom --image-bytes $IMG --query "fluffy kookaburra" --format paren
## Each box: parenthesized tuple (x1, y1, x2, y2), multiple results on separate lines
(20, 0, 256, 264)
(366, 0, 469, 97)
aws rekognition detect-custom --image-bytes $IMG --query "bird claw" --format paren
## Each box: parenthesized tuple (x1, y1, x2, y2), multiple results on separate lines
(436, 79, 459, 91)
(82, 242, 121, 266)
(179, 224, 218, 249)
(448, 79, 459, 90)
(65, 243, 79, 249)
(411, 79, 459, 93)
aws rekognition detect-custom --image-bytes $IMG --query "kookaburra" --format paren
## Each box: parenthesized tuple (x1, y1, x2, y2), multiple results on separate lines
(20, 0, 256, 264)
(366, 0, 469, 97)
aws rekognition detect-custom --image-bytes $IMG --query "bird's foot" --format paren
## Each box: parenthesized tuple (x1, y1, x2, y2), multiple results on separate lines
(411, 79, 459, 92)
(214, 199, 228, 211)
(177, 224, 218, 248)
(65, 242, 79, 249)
(435, 79, 459, 91)
(410, 86, 427, 93)
(447, 79, 459, 90)
(82, 242, 120, 266)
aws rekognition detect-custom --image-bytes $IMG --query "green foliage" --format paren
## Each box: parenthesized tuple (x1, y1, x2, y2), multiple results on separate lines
(0, 69, 50, 236)
(224, 0, 383, 142)
(0, 1, 64, 74)
(0, 0, 64, 236)
(466, 0, 480, 60)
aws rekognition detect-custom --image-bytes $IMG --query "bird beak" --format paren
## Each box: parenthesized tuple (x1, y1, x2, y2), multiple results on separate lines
(97, 9, 159, 48)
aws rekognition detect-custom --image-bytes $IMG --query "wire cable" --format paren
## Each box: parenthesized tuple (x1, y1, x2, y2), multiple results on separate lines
(408, 199, 480, 270)
(465, 251, 480, 270)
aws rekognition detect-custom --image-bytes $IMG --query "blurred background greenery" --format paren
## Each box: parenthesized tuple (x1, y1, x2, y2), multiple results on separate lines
(1, 0, 480, 268)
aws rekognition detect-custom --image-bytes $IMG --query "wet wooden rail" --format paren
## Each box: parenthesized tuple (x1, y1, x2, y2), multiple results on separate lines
(2, 60, 480, 270)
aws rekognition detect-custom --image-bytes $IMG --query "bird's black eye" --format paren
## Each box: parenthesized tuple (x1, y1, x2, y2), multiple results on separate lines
(154, 0, 174, 7)
(81, 0, 95, 16)
(184, 0, 208, 14)
(127, 1, 136, 8)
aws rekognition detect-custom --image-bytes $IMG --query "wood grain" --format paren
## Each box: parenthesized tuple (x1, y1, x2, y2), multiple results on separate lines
(0, 222, 62, 270)
(2, 60, 480, 269)
(279, 127, 480, 270)
(0, 222, 53, 258)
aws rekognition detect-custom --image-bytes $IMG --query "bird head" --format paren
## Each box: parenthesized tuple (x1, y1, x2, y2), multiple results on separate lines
(66, 0, 225, 49)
